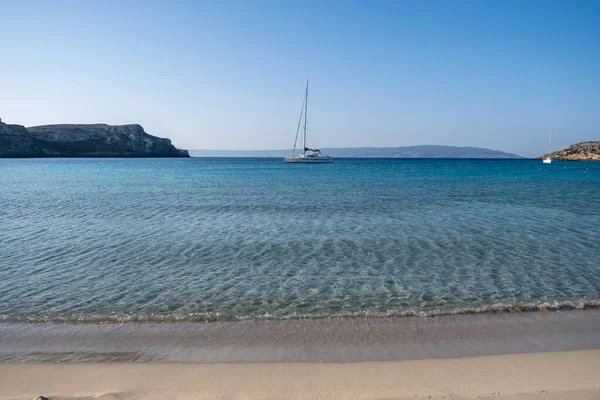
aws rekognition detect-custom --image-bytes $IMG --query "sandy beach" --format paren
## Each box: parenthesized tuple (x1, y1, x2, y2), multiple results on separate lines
(1, 350, 599, 400)
(1, 312, 600, 400)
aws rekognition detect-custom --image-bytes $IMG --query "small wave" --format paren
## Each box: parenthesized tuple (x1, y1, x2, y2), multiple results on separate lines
(1, 300, 599, 324)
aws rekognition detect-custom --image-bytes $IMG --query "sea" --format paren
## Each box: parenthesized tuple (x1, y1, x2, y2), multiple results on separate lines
(1, 158, 599, 323)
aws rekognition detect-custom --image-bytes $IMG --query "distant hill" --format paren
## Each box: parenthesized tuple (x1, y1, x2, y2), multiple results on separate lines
(190, 145, 523, 158)
(538, 141, 600, 161)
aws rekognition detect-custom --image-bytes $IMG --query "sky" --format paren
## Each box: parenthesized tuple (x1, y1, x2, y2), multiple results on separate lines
(1, 0, 598, 157)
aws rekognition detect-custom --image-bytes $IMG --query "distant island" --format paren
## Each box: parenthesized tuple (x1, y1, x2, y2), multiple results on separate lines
(0, 120, 189, 157)
(190, 145, 523, 159)
(538, 141, 600, 161)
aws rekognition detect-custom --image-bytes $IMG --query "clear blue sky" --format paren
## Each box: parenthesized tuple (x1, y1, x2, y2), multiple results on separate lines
(1, 0, 598, 156)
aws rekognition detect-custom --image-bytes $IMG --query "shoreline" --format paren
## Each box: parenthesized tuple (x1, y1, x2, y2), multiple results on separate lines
(2, 310, 599, 399)
(2, 299, 599, 324)
(2, 309, 599, 363)
(1, 350, 599, 400)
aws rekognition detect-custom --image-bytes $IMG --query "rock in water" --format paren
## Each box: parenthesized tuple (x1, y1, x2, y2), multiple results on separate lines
(0, 121, 189, 157)
(539, 141, 600, 161)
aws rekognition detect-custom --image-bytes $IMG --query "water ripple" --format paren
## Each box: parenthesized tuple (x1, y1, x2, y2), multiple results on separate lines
(0, 158, 599, 321)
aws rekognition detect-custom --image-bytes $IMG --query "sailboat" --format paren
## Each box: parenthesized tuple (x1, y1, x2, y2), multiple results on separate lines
(284, 80, 332, 163)
(543, 125, 552, 164)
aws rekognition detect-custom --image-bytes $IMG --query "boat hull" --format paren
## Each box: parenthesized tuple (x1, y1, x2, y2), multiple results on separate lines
(543, 159, 552, 164)
(284, 157, 333, 163)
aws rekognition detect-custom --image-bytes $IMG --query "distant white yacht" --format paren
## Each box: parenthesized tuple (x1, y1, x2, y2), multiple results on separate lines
(543, 126, 552, 164)
(284, 80, 332, 163)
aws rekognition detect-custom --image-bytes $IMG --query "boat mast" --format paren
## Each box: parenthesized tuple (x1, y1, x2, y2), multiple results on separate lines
(548, 125, 552, 154)
(303, 80, 308, 150)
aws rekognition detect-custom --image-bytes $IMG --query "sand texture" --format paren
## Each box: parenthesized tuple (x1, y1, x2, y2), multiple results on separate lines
(1, 350, 599, 400)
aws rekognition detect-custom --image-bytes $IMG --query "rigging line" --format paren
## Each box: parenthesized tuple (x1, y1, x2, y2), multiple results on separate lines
(291, 88, 306, 156)
(303, 80, 308, 150)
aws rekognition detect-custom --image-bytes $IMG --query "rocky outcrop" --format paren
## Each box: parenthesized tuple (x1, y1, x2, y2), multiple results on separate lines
(0, 122, 43, 157)
(0, 121, 189, 157)
(539, 141, 600, 161)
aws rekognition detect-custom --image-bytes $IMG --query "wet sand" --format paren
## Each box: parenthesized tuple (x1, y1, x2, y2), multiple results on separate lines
(1, 310, 599, 362)
(1, 311, 599, 399)
(1, 350, 599, 400)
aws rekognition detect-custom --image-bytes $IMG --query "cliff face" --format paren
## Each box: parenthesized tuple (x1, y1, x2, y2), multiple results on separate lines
(0, 122, 189, 157)
(539, 141, 600, 161)
(0, 122, 43, 157)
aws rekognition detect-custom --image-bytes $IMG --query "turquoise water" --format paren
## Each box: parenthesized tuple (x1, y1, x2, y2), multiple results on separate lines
(0, 158, 599, 322)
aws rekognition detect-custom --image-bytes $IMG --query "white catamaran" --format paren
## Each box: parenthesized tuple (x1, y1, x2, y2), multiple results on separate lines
(284, 80, 332, 163)
(543, 125, 552, 164)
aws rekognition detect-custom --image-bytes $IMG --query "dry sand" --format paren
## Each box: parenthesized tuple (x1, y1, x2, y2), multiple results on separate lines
(1, 350, 599, 400)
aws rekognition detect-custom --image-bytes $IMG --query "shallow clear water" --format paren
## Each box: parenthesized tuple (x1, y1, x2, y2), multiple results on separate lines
(0, 158, 599, 321)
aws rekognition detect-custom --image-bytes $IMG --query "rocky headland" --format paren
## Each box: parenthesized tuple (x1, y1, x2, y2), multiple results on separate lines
(539, 141, 600, 161)
(0, 120, 189, 157)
